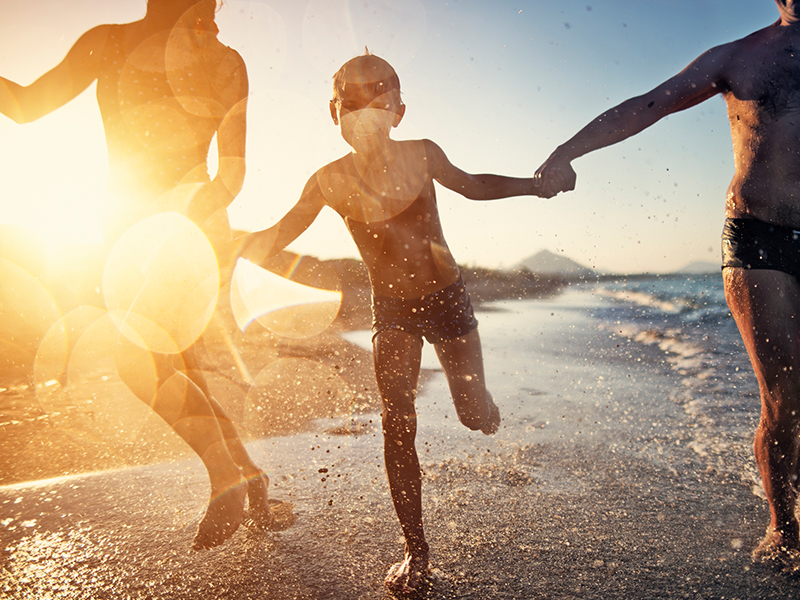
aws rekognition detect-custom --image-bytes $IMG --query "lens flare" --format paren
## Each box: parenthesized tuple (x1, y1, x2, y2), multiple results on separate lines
(34, 305, 107, 392)
(35, 311, 160, 445)
(0, 258, 61, 380)
(165, 21, 227, 120)
(230, 258, 342, 338)
(103, 212, 219, 354)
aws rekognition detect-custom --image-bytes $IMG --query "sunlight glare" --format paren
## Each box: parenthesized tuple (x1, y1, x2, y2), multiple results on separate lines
(34, 309, 157, 445)
(102, 213, 219, 354)
(230, 258, 342, 337)
(0, 258, 61, 377)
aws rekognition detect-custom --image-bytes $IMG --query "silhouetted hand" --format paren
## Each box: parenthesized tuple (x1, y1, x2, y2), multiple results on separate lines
(234, 228, 279, 266)
(534, 152, 577, 198)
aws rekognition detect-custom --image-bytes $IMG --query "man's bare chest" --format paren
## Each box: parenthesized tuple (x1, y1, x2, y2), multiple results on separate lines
(726, 41, 800, 118)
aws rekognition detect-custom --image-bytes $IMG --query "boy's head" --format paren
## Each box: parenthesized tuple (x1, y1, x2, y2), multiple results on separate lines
(331, 53, 404, 118)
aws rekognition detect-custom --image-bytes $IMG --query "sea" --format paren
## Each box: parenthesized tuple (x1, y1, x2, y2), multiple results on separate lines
(471, 272, 763, 496)
(596, 273, 760, 478)
(343, 271, 763, 498)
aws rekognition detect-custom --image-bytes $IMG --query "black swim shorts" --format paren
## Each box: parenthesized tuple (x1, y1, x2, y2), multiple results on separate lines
(722, 217, 800, 280)
(371, 276, 479, 344)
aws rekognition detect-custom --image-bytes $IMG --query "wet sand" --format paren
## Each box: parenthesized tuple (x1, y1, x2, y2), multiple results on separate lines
(3, 287, 800, 599)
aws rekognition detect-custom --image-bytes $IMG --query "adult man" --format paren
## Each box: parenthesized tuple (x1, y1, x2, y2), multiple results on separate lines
(0, 0, 273, 549)
(536, 0, 800, 569)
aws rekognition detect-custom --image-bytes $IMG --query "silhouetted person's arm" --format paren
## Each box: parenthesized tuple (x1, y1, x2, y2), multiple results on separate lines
(0, 26, 109, 123)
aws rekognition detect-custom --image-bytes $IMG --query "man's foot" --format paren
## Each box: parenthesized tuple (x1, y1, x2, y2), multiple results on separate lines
(191, 474, 248, 550)
(480, 398, 500, 435)
(753, 526, 800, 573)
(385, 546, 431, 595)
(244, 469, 274, 530)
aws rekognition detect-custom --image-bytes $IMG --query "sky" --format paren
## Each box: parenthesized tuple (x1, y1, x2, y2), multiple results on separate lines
(0, 0, 782, 274)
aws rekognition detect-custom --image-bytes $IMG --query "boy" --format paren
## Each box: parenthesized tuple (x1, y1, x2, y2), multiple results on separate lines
(242, 52, 541, 592)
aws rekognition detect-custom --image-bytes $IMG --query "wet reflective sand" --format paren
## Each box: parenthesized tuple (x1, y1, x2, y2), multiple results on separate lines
(3, 288, 800, 599)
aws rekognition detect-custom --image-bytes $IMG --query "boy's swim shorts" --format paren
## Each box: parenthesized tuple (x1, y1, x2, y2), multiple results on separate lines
(371, 275, 479, 344)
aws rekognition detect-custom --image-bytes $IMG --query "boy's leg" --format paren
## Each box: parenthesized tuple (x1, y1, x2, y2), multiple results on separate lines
(113, 340, 248, 549)
(434, 329, 500, 434)
(373, 328, 430, 592)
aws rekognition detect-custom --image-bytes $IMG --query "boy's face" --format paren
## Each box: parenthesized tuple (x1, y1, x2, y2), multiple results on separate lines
(330, 92, 405, 151)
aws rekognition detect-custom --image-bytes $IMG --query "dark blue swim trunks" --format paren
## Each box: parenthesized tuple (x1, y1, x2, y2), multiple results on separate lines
(371, 276, 479, 344)
(722, 217, 800, 280)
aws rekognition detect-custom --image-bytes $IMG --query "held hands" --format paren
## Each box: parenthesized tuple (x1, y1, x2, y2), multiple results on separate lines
(534, 152, 577, 199)
(234, 228, 279, 266)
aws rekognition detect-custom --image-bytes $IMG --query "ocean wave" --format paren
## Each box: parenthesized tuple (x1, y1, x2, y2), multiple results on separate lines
(595, 288, 693, 315)
(594, 276, 760, 491)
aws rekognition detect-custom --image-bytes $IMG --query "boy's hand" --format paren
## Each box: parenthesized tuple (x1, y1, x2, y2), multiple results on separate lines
(534, 153, 577, 198)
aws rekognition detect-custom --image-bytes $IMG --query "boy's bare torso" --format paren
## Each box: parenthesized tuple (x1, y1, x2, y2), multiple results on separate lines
(316, 139, 460, 298)
(722, 23, 800, 226)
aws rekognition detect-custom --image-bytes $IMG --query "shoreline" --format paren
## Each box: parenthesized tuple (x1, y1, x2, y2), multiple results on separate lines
(0, 256, 563, 487)
(3, 284, 800, 598)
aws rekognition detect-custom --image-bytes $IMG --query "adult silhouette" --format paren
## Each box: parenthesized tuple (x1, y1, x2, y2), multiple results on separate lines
(537, 0, 800, 570)
(0, 0, 273, 549)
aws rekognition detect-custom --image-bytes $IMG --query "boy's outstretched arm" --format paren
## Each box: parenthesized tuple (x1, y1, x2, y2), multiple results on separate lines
(238, 176, 326, 265)
(425, 139, 541, 200)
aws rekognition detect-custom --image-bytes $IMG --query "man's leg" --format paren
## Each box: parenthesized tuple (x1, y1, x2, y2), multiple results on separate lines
(434, 329, 500, 434)
(373, 328, 430, 593)
(724, 267, 800, 561)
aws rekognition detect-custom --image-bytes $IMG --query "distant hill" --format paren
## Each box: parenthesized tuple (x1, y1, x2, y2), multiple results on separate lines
(675, 261, 719, 274)
(516, 249, 596, 280)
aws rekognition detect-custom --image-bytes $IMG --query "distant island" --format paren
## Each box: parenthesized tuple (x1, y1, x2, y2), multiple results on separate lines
(674, 260, 720, 275)
(515, 249, 596, 280)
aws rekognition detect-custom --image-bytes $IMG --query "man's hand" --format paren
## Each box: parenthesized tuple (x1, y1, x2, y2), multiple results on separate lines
(534, 152, 577, 198)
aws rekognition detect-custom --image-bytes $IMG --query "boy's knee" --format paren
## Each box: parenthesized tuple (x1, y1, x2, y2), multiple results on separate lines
(453, 390, 494, 431)
(382, 408, 417, 432)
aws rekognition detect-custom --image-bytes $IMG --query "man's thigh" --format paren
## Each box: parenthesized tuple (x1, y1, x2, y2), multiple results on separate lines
(724, 267, 800, 390)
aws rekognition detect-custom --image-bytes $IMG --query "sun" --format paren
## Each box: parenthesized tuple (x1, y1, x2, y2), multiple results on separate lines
(0, 95, 108, 257)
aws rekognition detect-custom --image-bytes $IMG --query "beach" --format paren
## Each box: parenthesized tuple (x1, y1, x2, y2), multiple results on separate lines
(2, 279, 800, 599)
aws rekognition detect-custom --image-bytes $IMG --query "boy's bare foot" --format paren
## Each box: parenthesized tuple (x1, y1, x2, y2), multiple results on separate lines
(244, 469, 274, 530)
(753, 526, 800, 573)
(191, 474, 248, 550)
(385, 545, 431, 594)
(480, 398, 500, 435)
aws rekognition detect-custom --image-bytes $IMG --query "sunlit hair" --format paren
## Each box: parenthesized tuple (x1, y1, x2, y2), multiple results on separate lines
(332, 51, 402, 108)
(146, 0, 222, 19)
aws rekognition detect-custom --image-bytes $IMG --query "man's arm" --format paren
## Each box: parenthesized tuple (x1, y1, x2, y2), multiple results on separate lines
(188, 52, 249, 227)
(425, 139, 541, 199)
(0, 25, 109, 123)
(536, 42, 732, 198)
(238, 175, 327, 265)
